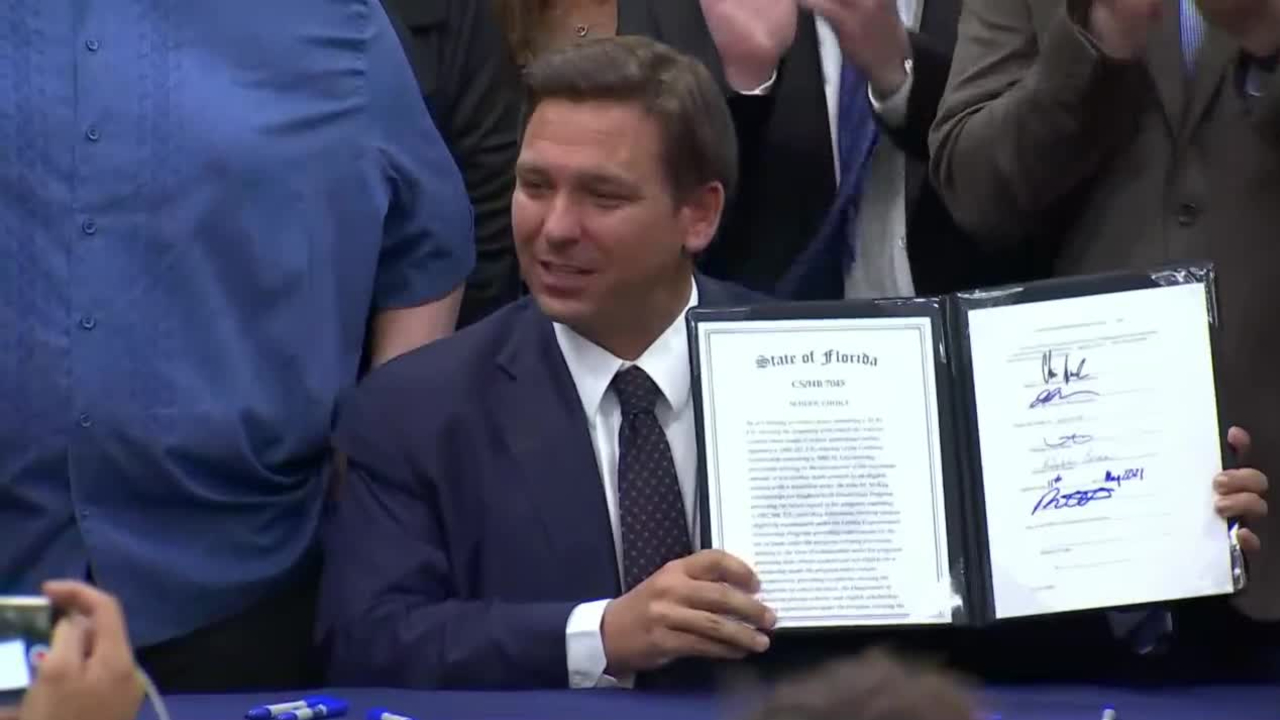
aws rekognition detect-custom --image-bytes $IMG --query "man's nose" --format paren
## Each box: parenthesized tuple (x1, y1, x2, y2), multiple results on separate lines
(541, 193, 582, 247)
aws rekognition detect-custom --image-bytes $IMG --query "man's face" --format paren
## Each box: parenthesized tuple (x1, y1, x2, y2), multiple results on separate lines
(512, 99, 719, 343)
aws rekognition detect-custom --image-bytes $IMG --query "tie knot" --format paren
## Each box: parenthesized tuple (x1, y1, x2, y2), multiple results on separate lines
(612, 366, 662, 415)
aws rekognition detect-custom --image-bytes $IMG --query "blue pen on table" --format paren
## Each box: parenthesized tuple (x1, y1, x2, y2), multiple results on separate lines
(245, 697, 335, 720)
(367, 708, 418, 720)
(277, 700, 349, 720)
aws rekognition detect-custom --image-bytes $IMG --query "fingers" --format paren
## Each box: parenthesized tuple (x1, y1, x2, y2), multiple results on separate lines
(1228, 426, 1253, 463)
(0, 707, 18, 720)
(1214, 467, 1269, 521)
(680, 550, 760, 592)
(1215, 468, 1269, 497)
(41, 581, 131, 661)
(657, 603, 772, 655)
(1238, 527, 1262, 554)
(656, 627, 756, 662)
(678, 579, 776, 630)
(1216, 492, 1268, 521)
(38, 615, 89, 681)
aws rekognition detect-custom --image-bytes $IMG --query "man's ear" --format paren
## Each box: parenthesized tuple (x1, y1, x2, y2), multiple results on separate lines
(679, 181, 726, 256)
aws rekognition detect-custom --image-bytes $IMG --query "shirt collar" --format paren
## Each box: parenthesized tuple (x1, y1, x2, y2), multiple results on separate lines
(554, 279, 699, 419)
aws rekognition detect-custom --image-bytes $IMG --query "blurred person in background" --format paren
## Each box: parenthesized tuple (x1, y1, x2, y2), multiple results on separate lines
(489, 0, 1043, 301)
(929, 0, 1280, 680)
(743, 648, 976, 720)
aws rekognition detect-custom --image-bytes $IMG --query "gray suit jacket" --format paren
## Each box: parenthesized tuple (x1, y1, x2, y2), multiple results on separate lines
(928, 0, 1280, 620)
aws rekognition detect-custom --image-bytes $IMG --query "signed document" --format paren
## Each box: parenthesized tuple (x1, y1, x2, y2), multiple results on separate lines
(689, 266, 1238, 630)
(966, 282, 1233, 619)
(693, 315, 955, 628)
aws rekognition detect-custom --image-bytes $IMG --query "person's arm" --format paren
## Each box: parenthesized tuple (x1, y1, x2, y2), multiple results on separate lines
(369, 296, 462, 368)
(367, 1, 475, 366)
(317, 386, 578, 689)
(874, 32, 951, 160)
(926, 0, 1150, 244)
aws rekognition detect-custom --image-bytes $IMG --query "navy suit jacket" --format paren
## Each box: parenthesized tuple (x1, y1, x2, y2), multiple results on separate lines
(316, 276, 762, 689)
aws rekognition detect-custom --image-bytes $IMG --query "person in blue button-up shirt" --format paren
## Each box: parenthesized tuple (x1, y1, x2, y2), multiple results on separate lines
(0, 0, 475, 692)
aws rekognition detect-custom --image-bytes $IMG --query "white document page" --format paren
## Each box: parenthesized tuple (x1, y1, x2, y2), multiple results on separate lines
(696, 316, 953, 628)
(966, 283, 1233, 619)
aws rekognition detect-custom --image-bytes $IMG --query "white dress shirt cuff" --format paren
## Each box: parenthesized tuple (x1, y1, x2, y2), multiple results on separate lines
(737, 70, 779, 96)
(868, 70, 914, 129)
(566, 599, 627, 689)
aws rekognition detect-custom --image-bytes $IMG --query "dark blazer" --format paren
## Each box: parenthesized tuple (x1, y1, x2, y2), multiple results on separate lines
(316, 275, 762, 690)
(620, 1, 1048, 299)
(381, 0, 523, 327)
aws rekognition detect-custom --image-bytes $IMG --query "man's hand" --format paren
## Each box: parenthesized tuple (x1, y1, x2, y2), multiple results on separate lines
(801, 0, 914, 98)
(1196, 0, 1280, 56)
(700, 0, 800, 92)
(601, 550, 777, 676)
(1215, 426, 1269, 553)
(16, 582, 143, 720)
(1086, 0, 1164, 59)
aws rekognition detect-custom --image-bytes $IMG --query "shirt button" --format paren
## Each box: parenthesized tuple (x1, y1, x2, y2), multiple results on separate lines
(86, 127, 100, 142)
(77, 413, 93, 428)
(82, 218, 97, 235)
(79, 315, 97, 330)
(85, 39, 100, 52)
(1176, 202, 1200, 227)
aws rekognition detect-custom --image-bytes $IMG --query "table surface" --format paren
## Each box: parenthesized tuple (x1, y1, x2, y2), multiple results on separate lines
(151, 685, 1280, 720)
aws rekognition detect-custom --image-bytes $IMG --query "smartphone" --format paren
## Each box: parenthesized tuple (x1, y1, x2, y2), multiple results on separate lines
(0, 596, 54, 704)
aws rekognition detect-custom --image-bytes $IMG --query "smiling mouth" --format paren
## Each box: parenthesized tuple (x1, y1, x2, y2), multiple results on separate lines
(540, 260, 592, 276)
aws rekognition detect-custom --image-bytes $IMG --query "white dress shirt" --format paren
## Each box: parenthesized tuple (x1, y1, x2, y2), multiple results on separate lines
(554, 281, 701, 689)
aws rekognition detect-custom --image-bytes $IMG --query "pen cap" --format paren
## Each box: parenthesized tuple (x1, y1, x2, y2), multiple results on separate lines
(319, 700, 350, 716)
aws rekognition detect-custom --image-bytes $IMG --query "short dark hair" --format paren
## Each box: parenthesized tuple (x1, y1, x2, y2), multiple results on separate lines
(521, 35, 739, 202)
(745, 649, 977, 720)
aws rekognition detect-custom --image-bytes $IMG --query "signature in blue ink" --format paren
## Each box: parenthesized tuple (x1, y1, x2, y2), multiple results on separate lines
(1029, 387, 1100, 408)
(1043, 433, 1094, 448)
(1032, 350, 1099, 407)
(1041, 349, 1091, 385)
(1103, 467, 1145, 487)
(1031, 475, 1114, 515)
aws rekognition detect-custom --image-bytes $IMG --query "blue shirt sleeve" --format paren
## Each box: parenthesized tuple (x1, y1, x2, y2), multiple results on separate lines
(366, 0, 476, 310)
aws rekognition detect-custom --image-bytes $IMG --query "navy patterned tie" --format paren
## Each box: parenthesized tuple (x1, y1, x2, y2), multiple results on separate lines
(613, 366, 691, 590)
(828, 62, 880, 269)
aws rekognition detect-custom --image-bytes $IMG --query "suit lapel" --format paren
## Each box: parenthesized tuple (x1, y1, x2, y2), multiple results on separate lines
(1145, 6, 1185, 135)
(493, 307, 621, 593)
(1181, 29, 1234, 148)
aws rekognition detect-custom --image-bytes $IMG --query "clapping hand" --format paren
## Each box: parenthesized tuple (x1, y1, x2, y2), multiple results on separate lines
(700, 0, 800, 91)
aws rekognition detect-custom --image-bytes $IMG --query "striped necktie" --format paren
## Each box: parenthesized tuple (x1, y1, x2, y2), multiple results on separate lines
(1180, 0, 1207, 73)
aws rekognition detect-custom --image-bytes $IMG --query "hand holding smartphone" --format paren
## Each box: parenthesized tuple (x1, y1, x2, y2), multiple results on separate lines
(0, 582, 142, 720)
(0, 597, 54, 704)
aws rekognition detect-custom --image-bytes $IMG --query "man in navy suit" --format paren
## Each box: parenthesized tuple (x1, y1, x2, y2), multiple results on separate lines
(316, 34, 1272, 690)
(316, 35, 779, 690)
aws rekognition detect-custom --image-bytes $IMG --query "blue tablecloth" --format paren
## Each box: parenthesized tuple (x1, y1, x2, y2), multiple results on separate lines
(151, 685, 1280, 720)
